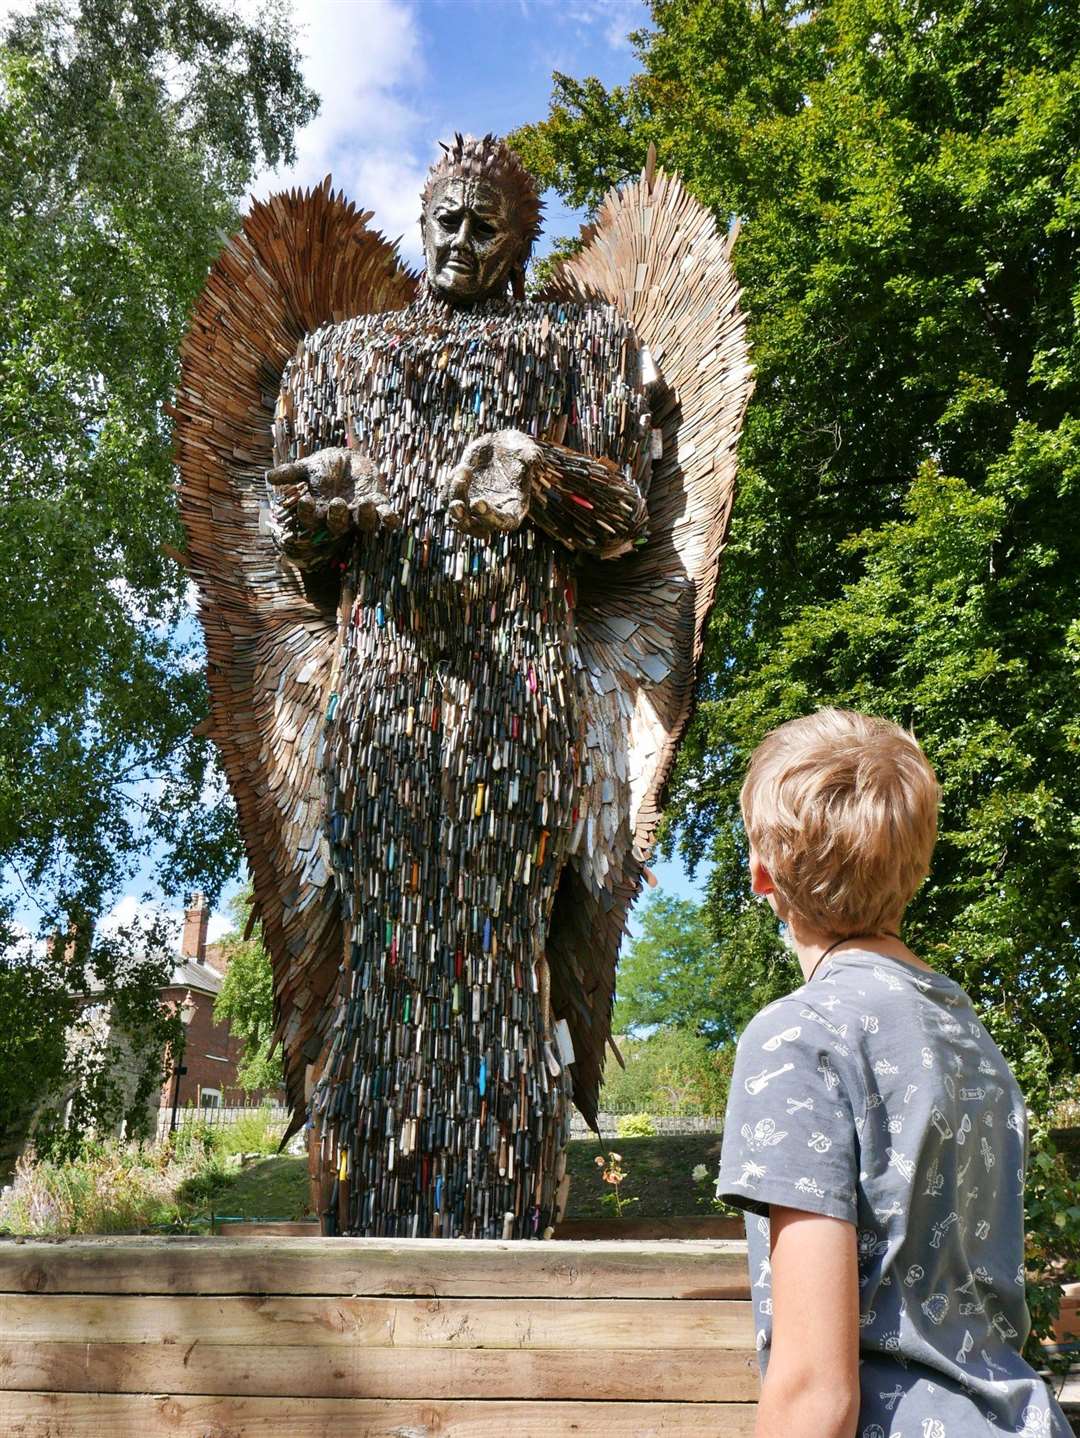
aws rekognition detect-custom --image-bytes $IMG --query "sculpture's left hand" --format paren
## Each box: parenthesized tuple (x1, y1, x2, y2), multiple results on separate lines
(444, 429, 541, 537)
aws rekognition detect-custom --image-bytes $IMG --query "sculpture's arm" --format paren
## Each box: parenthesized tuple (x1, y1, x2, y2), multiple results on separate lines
(529, 438, 650, 559)
(266, 447, 399, 573)
(446, 345, 663, 559)
(443, 432, 648, 560)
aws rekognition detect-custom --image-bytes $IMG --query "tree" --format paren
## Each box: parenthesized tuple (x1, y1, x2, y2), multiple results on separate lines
(601, 1027, 734, 1117)
(0, 0, 316, 1151)
(213, 890, 281, 1093)
(512, 0, 1080, 1097)
(0, 912, 179, 1174)
(614, 893, 744, 1044)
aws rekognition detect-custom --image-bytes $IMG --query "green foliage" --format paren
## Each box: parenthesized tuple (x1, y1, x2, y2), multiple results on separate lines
(1051, 1075, 1080, 1129)
(0, 0, 314, 1150)
(1, 914, 181, 1172)
(527, 234, 584, 293)
(0, 1136, 215, 1234)
(0, 0, 315, 920)
(1023, 1122, 1080, 1372)
(615, 1111, 657, 1137)
(214, 1105, 286, 1157)
(518, 0, 1080, 1340)
(601, 1028, 733, 1116)
(212, 890, 282, 1092)
(615, 893, 739, 1043)
(1, 1105, 289, 1235)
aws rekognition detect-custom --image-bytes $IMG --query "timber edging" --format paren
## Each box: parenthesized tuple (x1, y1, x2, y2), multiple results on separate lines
(0, 1235, 758, 1435)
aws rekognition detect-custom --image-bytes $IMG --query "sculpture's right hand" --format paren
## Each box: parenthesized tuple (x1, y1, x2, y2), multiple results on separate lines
(266, 448, 399, 537)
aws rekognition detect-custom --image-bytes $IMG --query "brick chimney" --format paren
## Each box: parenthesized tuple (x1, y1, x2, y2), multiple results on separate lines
(47, 917, 88, 965)
(202, 942, 229, 977)
(181, 893, 209, 962)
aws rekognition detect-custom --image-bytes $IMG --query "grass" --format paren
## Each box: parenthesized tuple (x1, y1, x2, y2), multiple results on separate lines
(206, 1132, 726, 1226)
(210, 1155, 311, 1223)
(194, 1126, 1080, 1225)
(565, 1133, 723, 1220)
(0, 1128, 724, 1235)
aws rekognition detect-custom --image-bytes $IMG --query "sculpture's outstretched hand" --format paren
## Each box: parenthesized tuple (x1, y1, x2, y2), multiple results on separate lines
(268, 447, 400, 541)
(444, 430, 540, 537)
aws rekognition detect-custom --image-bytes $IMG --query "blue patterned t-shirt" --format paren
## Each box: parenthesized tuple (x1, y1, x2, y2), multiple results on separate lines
(716, 949, 1070, 1438)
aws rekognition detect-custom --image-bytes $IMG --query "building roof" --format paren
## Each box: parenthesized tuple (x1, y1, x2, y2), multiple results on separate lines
(164, 957, 223, 997)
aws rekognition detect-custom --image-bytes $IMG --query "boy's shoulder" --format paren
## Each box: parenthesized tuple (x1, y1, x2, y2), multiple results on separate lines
(736, 990, 856, 1067)
(740, 982, 855, 1041)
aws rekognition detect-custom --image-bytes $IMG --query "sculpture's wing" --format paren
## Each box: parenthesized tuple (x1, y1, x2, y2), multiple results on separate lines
(542, 158, 754, 1124)
(175, 179, 417, 1132)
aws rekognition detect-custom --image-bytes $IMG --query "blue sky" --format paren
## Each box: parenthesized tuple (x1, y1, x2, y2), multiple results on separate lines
(11, 0, 706, 946)
(252, 0, 653, 270)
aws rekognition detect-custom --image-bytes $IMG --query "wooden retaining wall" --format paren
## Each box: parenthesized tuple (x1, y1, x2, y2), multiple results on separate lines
(0, 1235, 758, 1436)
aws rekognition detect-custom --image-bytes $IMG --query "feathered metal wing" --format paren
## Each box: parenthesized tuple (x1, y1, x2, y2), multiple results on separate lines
(175, 179, 417, 1130)
(541, 156, 754, 1125)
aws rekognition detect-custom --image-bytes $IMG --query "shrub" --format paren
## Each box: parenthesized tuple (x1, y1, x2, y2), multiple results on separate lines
(215, 1105, 286, 1158)
(0, 1139, 199, 1235)
(1050, 1076, 1080, 1130)
(616, 1112, 657, 1138)
(0, 1102, 297, 1237)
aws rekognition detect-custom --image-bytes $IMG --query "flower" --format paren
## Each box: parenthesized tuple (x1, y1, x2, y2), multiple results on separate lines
(594, 1155, 605, 1167)
(692, 1163, 709, 1183)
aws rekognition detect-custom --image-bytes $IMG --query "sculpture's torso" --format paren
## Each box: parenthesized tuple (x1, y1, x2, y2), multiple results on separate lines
(278, 293, 641, 1236)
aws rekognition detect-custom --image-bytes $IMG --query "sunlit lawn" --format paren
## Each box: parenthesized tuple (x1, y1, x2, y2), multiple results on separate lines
(205, 1132, 726, 1224)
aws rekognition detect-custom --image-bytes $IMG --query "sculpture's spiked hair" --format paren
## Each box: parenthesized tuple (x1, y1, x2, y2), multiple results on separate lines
(421, 132, 543, 262)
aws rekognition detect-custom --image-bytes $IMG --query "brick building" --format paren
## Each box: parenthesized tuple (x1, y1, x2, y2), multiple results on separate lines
(160, 894, 283, 1118)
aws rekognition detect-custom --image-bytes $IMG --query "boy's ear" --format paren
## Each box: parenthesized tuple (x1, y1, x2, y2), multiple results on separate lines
(749, 850, 774, 896)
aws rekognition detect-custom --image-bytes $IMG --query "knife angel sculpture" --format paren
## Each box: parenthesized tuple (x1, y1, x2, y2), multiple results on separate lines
(177, 135, 752, 1237)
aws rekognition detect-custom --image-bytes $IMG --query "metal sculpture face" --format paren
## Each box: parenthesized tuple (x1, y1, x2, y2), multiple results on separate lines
(422, 177, 524, 303)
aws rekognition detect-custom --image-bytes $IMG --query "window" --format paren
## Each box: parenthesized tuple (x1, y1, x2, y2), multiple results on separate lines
(200, 1088, 222, 1109)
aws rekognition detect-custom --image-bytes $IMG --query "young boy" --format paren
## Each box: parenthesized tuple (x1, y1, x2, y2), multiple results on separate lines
(716, 709, 1070, 1438)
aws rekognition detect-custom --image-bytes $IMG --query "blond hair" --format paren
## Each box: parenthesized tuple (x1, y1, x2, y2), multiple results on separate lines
(740, 708, 940, 938)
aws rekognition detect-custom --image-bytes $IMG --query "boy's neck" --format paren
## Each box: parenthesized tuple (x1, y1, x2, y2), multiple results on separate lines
(788, 924, 934, 982)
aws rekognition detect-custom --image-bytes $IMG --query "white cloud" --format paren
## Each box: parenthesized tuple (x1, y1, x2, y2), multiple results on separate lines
(5, 918, 45, 960)
(98, 895, 231, 951)
(205, 911, 233, 945)
(250, 0, 429, 262)
(0, 0, 39, 23)
(98, 895, 182, 948)
(560, 0, 646, 49)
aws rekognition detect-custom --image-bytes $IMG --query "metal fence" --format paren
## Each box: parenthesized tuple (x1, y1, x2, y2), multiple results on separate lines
(156, 1103, 290, 1140)
(158, 1104, 720, 1142)
(569, 1111, 723, 1138)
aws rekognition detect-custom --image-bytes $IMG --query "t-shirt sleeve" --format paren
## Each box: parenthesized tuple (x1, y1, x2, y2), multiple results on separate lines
(716, 999, 863, 1224)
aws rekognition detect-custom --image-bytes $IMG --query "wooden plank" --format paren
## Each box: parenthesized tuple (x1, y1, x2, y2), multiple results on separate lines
(0, 1293, 756, 1350)
(215, 1221, 319, 1237)
(554, 1216, 744, 1241)
(0, 1236, 751, 1299)
(0, 1392, 759, 1436)
(218, 1216, 747, 1241)
(0, 1341, 761, 1402)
